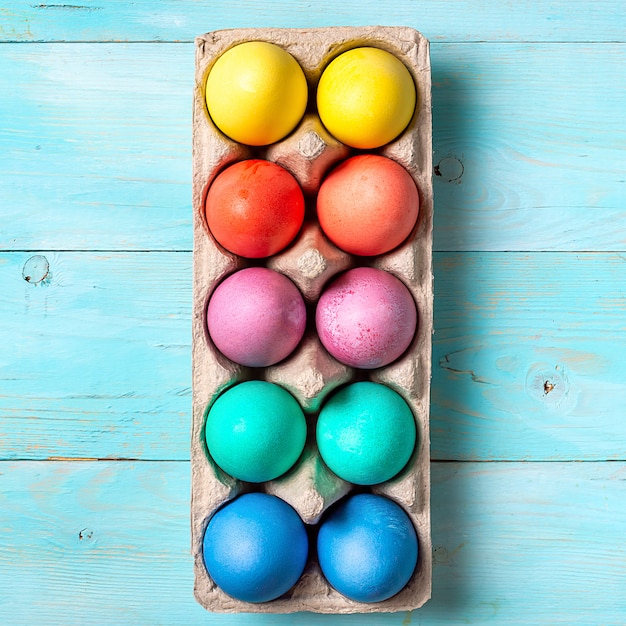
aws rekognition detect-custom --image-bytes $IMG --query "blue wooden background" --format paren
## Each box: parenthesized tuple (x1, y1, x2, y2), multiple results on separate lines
(1, 1, 625, 624)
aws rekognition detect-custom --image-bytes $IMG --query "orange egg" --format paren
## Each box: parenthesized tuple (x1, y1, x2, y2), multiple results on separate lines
(205, 159, 305, 259)
(316, 155, 419, 256)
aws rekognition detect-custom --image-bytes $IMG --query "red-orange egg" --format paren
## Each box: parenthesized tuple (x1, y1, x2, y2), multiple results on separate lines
(205, 159, 305, 258)
(316, 154, 419, 256)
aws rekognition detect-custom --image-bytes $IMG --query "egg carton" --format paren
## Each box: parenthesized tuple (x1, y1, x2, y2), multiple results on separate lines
(191, 25, 433, 614)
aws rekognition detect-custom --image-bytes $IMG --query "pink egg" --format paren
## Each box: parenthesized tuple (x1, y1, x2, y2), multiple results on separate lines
(315, 267, 417, 369)
(207, 267, 306, 367)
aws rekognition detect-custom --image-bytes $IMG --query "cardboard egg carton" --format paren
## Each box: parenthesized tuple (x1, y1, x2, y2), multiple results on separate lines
(191, 26, 433, 614)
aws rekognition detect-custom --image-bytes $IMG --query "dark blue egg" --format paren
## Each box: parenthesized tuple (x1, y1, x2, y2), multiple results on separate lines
(317, 493, 418, 602)
(203, 492, 308, 603)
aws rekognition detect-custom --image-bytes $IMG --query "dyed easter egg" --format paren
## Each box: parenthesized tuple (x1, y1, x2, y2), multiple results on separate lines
(317, 381, 416, 485)
(317, 493, 418, 602)
(315, 267, 417, 369)
(317, 154, 419, 256)
(203, 492, 309, 602)
(205, 381, 306, 483)
(317, 47, 416, 149)
(207, 267, 306, 367)
(205, 159, 305, 258)
(205, 41, 308, 146)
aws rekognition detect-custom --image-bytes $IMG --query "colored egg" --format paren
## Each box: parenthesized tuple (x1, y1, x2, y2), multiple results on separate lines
(317, 493, 418, 602)
(317, 154, 419, 256)
(203, 492, 309, 603)
(205, 381, 306, 483)
(205, 159, 305, 258)
(317, 381, 416, 485)
(205, 41, 308, 146)
(207, 267, 306, 367)
(317, 47, 416, 149)
(315, 267, 417, 369)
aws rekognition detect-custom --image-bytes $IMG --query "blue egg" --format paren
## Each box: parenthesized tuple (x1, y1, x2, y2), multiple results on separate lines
(203, 492, 308, 603)
(317, 493, 418, 602)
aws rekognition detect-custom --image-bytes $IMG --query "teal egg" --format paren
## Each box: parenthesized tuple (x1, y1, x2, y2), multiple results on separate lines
(205, 380, 307, 482)
(316, 381, 416, 485)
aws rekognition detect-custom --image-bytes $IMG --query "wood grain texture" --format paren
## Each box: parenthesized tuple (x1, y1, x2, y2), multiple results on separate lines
(0, 252, 192, 460)
(2, 2, 625, 622)
(3, 251, 625, 461)
(432, 44, 626, 252)
(2, 43, 624, 252)
(1, 0, 625, 43)
(0, 44, 192, 252)
(432, 252, 626, 461)
(1, 460, 624, 625)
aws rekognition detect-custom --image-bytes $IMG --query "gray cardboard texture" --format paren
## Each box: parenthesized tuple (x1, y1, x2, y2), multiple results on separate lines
(192, 26, 433, 613)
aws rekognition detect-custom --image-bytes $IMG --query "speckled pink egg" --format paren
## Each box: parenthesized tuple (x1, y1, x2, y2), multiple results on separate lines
(315, 267, 417, 369)
(207, 267, 306, 367)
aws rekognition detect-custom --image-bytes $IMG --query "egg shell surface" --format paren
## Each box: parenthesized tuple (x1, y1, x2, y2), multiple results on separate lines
(203, 492, 309, 603)
(205, 380, 307, 483)
(315, 267, 417, 369)
(207, 267, 306, 367)
(317, 493, 418, 603)
(205, 159, 305, 258)
(205, 41, 308, 146)
(316, 381, 416, 485)
(317, 154, 419, 256)
(316, 46, 416, 149)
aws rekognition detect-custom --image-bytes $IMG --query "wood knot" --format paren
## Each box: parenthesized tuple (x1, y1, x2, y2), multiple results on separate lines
(526, 364, 576, 414)
(22, 255, 50, 285)
(434, 156, 464, 183)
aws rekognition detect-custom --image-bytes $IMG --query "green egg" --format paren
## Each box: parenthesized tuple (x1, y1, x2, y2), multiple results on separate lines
(316, 381, 416, 485)
(205, 380, 306, 483)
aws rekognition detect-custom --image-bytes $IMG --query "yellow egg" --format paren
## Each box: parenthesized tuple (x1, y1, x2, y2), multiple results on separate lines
(205, 41, 308, 146)
(316, 47, 416, 149)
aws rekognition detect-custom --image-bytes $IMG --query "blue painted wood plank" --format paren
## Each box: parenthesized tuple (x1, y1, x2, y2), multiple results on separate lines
(2, 43, 624, 252)
(0, 44, 192, 252)
(1, 0, 625, 43)
(0, 252, 192, 460)
(432, 252, 626, 460)
(1, 460, 624, 624)
(2, 251, 625, 461)
(432, 44, 626, 252)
